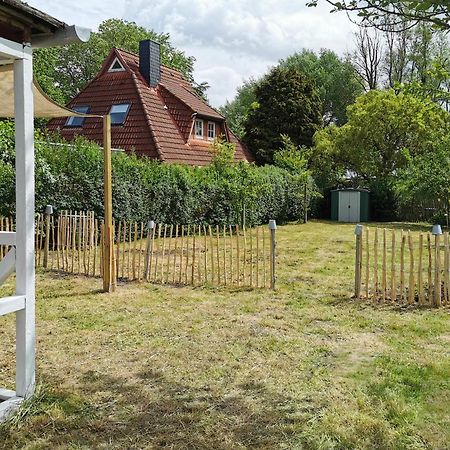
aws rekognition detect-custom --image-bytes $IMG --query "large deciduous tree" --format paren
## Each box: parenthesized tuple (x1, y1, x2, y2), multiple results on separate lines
(313, 89, 450, 181)
(279, 49, 363, 125)
(34, 19, 201, 105)
(243, 66, 323, 164)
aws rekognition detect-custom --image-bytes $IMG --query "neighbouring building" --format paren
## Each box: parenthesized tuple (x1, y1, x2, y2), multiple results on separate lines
(47, 40, 253, 165)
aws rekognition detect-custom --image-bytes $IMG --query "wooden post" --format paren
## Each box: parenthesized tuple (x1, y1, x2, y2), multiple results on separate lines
(209, 225, 214, 284)
(427, 232, 432, 303)
(184, 225, 190, 285)
(434, 227, 442, 307)
(236, 225, 240, 286)
(408, 232, 415, 305)
(161, 224, 168, 283)
(382, 228, 387, 301)
(418, 233, 424, 305)
(216, 225, 221, 285)
(144, 221, 155, 281)
(256, 226, 260, 288)
(445, 232, 450, 305)
(154, 223, 162, 281)
(173, 224, 179, 284)
(354, 224, 363, 299)
(165, 224, 173, 284)
(400, 231, 405, 303)
(365, 227, 370, 300)
(43, 205, 53, 269)
(102, 115, 115, 292)
(373, 228, 379, 300)
(391, 229, 396, 302)
(191, 224, 196, 285)
(269, 220, 277, 290)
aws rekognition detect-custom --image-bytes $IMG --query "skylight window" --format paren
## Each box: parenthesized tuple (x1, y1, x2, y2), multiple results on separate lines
(65, 106, 89, 127)
(108, 57, 125, 72)
(109, 103, 131, 125)
(195, 119, 203, 138)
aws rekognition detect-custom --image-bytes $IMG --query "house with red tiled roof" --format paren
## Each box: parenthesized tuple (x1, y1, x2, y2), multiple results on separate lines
(47, 40, 253, 165)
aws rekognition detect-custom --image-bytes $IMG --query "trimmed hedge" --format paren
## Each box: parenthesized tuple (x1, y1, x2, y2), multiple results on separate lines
(0, 122, 314, 225)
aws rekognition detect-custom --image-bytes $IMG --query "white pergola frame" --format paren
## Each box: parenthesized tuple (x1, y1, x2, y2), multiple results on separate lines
(0, 37, 35, 419)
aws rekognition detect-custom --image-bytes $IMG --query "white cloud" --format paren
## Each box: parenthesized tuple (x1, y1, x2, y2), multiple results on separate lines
(28, 0, 357, 106)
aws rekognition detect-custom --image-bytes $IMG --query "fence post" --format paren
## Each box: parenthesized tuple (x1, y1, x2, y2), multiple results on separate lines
(43, 205, 53, 269)
(144, 220, 155, 280)
(269, 220, 277, 290)
(354, 224, 363, 299)
(432, 224, 442, 307)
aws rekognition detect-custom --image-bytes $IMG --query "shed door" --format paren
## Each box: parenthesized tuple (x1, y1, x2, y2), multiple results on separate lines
(338, 192, 360, 222)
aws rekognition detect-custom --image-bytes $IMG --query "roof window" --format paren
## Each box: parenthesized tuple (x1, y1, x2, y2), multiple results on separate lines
(109, 103, 131, 125)
(65, 106, 89, 127)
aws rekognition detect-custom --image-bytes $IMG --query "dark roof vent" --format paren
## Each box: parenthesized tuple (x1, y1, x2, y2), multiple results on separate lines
(139, 40, 161, 87)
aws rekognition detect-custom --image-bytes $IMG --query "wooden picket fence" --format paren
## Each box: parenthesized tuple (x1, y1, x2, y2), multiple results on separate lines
(1, 212, 275, 289)
(355, 226, 450, 308)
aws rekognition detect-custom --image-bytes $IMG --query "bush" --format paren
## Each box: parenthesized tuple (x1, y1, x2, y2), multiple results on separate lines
(0, 123, 315, 226)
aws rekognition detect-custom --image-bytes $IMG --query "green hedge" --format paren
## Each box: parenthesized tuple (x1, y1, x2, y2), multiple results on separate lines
(0, 122, 314, 225)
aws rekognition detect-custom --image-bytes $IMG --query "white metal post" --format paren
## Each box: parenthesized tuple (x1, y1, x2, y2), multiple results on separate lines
(14, 48, 36, 398)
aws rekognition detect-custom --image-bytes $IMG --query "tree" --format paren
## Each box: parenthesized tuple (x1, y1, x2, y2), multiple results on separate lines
(313, 89, 450, 181)
(219, 79, 258, 139)
(396, 137, 450, 220)
(243, 66, 323, 164)
(279, 49, 363, 125)
(307, 1, 450, 31)
(34, 19, 201, 105)
(352, 28, 383, 90)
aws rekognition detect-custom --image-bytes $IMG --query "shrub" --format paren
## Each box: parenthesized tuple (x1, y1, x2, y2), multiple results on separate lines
(0, 122, 315, 226)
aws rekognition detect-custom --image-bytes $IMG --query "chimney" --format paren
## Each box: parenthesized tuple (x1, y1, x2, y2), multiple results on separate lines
(139, 40, 161, 87)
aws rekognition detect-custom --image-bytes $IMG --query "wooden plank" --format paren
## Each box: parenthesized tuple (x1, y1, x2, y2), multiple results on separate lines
(249, 226, 253, 287)
(127, 222, 132, 281)
(121, 222, 127, 279)
(216, 225, 221, 285)
(184, 225, 190, 285)
(263, 226, 267, 288)
(242, 226, 247, 285)
(93, 219, 98, 277)
(365, 228, 370, 300)
(209, 225, 214, 284)
(223, 225, 227, 285)
(203, 225, 208, 284)
(179, 225, 184, 284)
(116, 221, 122, 279)
(390, 229, 396, 302)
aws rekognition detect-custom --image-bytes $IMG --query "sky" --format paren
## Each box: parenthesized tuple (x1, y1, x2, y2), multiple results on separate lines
(28, 0, 357, 107)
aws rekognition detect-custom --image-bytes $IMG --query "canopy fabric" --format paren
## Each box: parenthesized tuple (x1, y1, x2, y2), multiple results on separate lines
(0, 64, 99, 119)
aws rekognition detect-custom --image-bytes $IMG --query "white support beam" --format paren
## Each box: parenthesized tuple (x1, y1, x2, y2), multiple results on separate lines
(0, 295, 25, 317)
(0, 38, 31, 61)
(0, 232, 16, 246)
(0, 247, 16, 287)
(14, 50, 36, 399)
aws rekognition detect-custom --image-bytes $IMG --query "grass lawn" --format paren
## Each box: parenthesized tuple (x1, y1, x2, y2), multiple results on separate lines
(0, 220, 449, 449)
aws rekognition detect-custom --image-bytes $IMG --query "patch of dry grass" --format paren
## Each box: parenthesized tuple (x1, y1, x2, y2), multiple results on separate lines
(0, 221, 449, 449)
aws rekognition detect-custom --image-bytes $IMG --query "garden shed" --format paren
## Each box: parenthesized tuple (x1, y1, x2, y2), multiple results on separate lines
(331, 188, 370, 222)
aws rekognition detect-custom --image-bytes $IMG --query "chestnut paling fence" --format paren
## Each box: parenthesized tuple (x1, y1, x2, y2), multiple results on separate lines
(355, 226, 450, 308)
(0, 212, 275, 289)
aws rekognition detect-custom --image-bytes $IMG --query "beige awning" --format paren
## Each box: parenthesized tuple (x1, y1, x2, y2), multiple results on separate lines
(0, 64, 98, 118)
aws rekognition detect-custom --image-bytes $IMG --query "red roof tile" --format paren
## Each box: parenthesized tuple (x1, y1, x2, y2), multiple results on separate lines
(47, 47, 253, 166)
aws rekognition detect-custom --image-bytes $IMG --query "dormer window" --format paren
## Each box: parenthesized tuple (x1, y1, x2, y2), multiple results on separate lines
(108, 57, 125, 73)
(195, 119, 203, 138)
(65, 105, 89, 127)
(207, 122, 216, 140)
(109, 103, 131, 125)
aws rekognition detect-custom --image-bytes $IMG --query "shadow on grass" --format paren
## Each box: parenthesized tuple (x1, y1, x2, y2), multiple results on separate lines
(1, 369, 307, 449)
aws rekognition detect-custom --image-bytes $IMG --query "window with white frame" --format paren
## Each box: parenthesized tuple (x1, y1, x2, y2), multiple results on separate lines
(195, 119, 203, 138)
(109, 103, 131, 125)
(207, 122, 216, 140)
(108, 57, 125, 72)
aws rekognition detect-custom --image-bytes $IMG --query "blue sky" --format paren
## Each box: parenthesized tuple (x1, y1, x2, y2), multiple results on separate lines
(29, 0, 356, 107)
